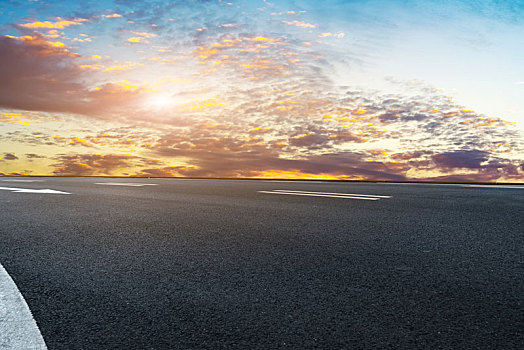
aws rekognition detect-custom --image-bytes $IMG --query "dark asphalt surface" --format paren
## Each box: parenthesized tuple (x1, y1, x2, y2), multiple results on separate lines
(0, 177, 523, 349)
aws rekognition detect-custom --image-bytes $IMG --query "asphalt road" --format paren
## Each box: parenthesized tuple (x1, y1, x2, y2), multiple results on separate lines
(0, 177, 523, 349)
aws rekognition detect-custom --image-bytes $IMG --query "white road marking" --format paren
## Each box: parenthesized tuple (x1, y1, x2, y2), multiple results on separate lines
(94, 183, 158, 187)
(258, 190, 380, 200)
(0, 263, 47, 349)
(461, 185, 524, 189)
(0, 187, 70, 194)
(272, 189, 392, 198)
(375, 182, 524, 189)
(0, 179, 44, 182)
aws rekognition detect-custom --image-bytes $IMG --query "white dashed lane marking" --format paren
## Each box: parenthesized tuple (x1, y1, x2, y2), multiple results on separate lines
(0, 263, 47, 349)
(0, 179, 44, 182)
(0, 187, 70, 194)
(461, 185, 524, 189)
(272, 190, 392, 198)
(94, 183, 158, 187)
(258, 190, 391, 200)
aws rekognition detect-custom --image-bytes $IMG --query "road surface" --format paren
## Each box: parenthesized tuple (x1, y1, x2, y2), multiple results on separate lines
(0, 177, 523, 349)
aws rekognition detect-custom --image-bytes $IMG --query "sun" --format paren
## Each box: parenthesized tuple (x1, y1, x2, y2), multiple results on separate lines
(146, 94, 174, 109)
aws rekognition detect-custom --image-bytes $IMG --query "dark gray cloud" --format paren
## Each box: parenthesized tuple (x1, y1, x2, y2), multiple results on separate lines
(432, 150, 488, 169)
(0, 34, 152, 118)
(3, 152, 18, 160)
(50, 153, 168, 176)
(51, 154, 135, 176)
(0, 35, 85, 113)
(26, 153, 46, 159)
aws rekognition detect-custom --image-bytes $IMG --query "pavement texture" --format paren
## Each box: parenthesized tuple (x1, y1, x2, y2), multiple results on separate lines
(0, 177, 523, 349)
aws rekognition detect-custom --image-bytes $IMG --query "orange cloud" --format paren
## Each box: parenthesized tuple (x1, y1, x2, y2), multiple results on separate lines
(126, 37, 149, 44)
(282, 20, 316, 28)
(255, 170, 340, 180)
(20, 17, 88, 29)
(0, 112, 32, 125)
(135, 166, 196, 177)
(5, 34, 77, 57)
(70, 137, 93, 147)
(72, 37, 92, 43)
(80, 64, 104, 70)
(129, 31, 157, 38)
(52, 154, 135, 176)
(104, 63, 143, 72)
(181, 99, 224, 110)
(318, 32, 345, 38)
(45, 30, 62, 38)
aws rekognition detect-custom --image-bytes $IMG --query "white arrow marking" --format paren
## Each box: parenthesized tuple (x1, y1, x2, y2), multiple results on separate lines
(0, 263, 47, 349)
(0, 187, 70, 194)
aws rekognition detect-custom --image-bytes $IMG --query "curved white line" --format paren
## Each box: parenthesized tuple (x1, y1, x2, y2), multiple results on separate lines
(0, 263, 47, 349)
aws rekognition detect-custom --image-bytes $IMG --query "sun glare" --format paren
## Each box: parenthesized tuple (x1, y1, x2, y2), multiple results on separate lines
(147, 94, 174, 109)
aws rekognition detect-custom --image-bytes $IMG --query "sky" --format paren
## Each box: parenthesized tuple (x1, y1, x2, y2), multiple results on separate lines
(0, 0, 523, 182)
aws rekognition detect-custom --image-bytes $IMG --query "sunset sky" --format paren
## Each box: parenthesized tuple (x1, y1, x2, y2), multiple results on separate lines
(1, 0, 523, 182)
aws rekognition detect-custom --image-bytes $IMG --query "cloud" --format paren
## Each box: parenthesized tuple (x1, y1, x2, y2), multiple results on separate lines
(0, 34, 86, 113)
(103, 13, 122, 19)
(129, 31, 157, 38)
(0, 128, 160, 151)
(70, 137, 94, 147)
(26, 153, 47, 159)
(20, 17, 88, 29)
(50, 153, 168, 176)
(318, 32, 345, 38)
(0, 112, 33, 125)
(52, 154, 135, 176)
(282, 20, 316, 28)
(150, 130, 408, 179)
(289, 133, 329, 147)
(126, 37, 149, 44)
(422, 174, 498, 183)
(0, 0, 522, 182)
(432, 150, 488, 169)
(3, 153, 19, 160)
(135, 166, 189, 177)
(0, 35, 151, 117)
(0, 172, 30, 176)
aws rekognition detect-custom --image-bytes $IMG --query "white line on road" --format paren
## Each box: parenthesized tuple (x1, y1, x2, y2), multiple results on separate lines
(0, 187, 70, 194)
(94, 183, 158, 187)
(0, 263, 47, 349)
(461, 185, 524, 189)
(272, 189, 392, 198)
(258, 191, 380, 200)
(0, 180, 44, 182)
